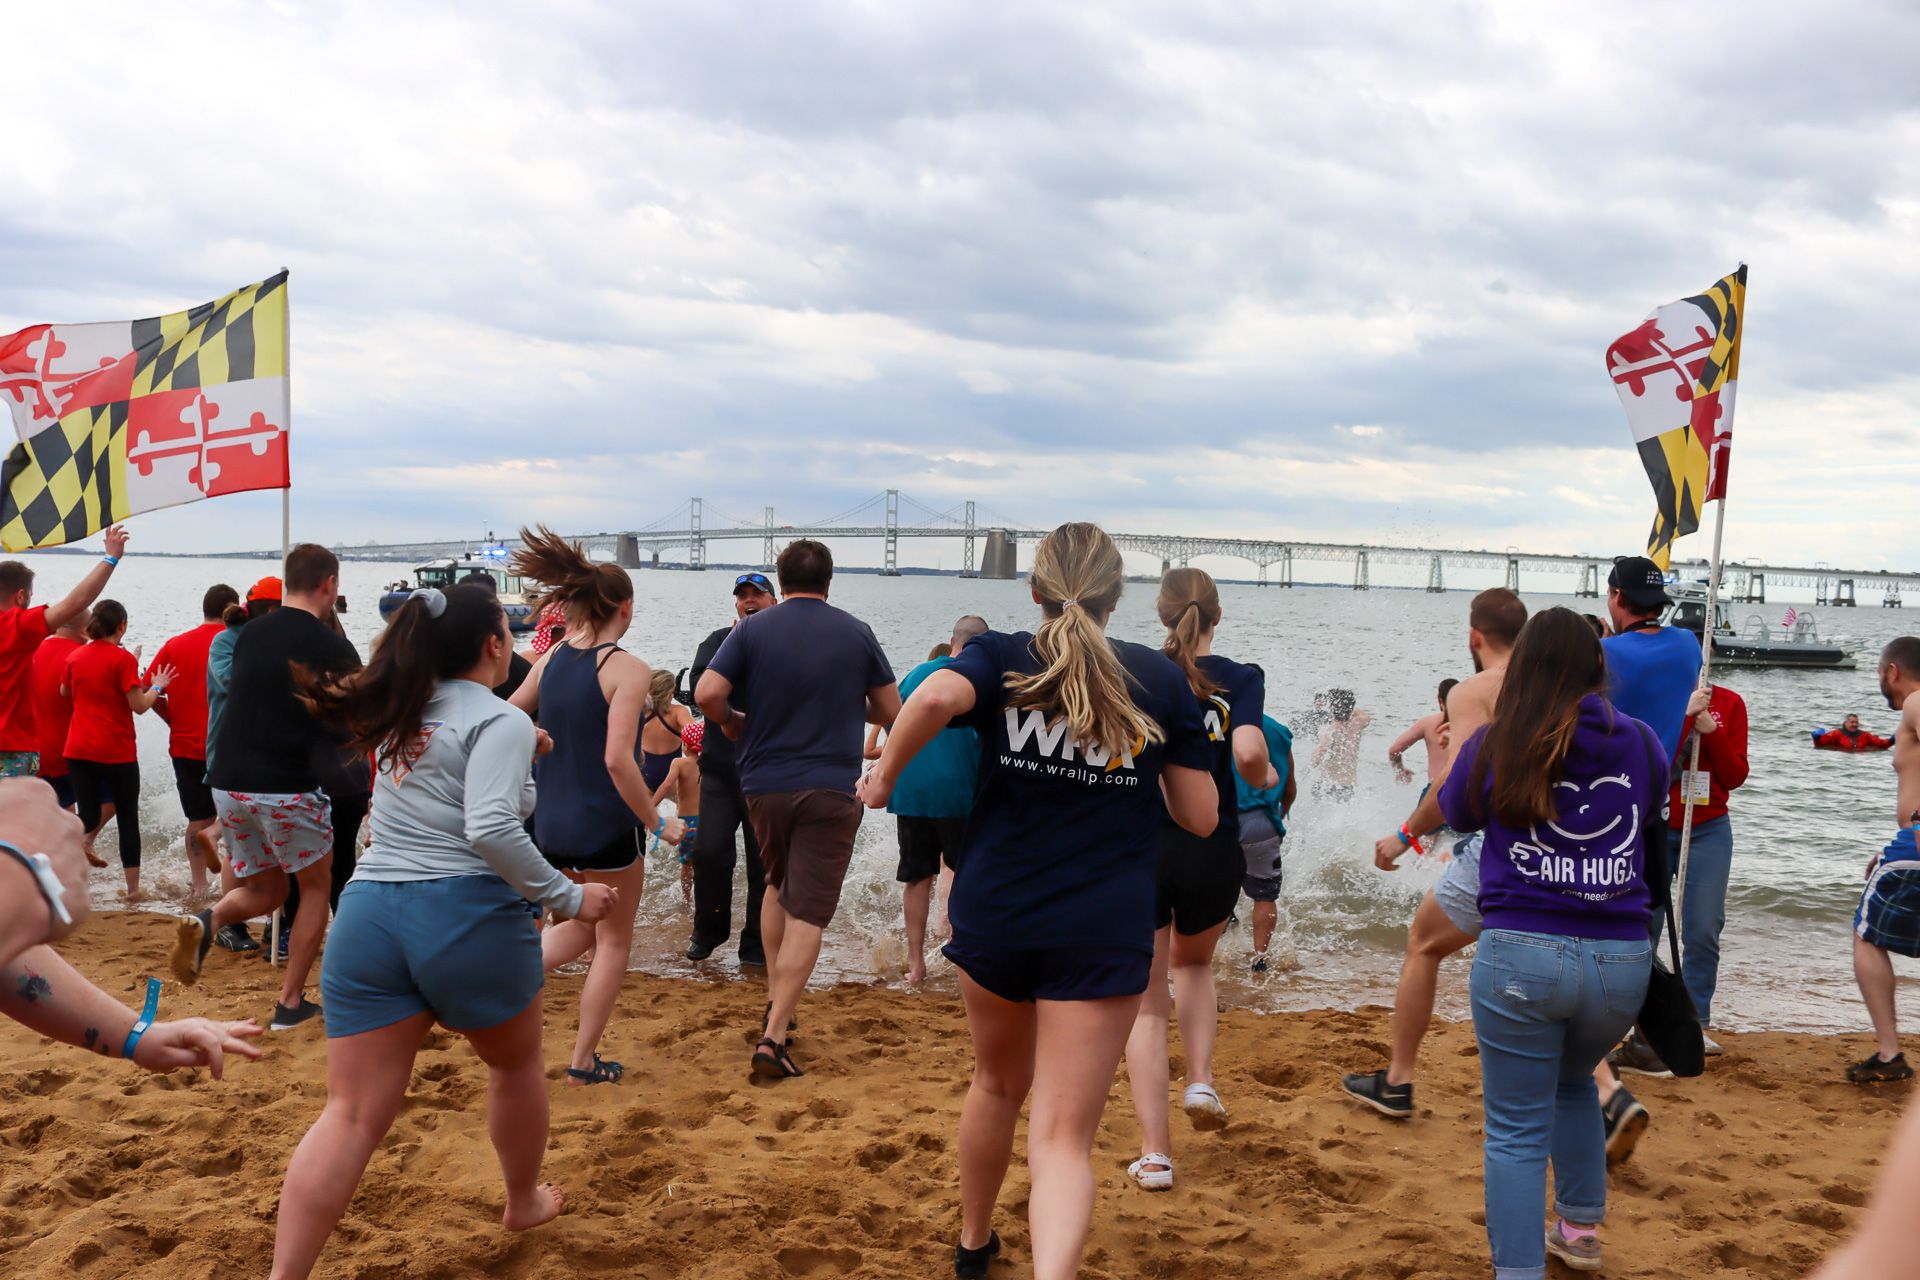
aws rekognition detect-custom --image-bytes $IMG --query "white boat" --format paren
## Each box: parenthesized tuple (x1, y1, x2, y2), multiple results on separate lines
(1663, 582, 1856, 671)
(379, 547, 536, 633)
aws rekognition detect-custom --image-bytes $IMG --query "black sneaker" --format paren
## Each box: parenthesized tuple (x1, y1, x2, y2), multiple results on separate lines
(1847, 1051, 1915, 1084)
(686, 937, 718, 961)
(1250, 952, 1269, 974)
(1341, 1070, 1413, 1118)
(270, 997, 323, 1031)
(955, 1230, 1002, 1279)
(215, 923, 260, 953)
(1602, 1087, 1649, 1166)
(1608, 1033, 1672, 1079)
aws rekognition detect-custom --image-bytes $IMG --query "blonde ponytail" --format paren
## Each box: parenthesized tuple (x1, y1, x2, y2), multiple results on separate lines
(1156, 567, 1222, 698)
(1004, 523, 1164, 758)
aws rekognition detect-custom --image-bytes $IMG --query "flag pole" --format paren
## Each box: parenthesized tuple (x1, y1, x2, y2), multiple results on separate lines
(271, 269, 291, 969)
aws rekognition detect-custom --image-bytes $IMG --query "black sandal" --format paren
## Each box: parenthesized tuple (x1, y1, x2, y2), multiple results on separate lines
(565, 1053, 624, 1085)
(955, 1230, 1002, 1279)
(751, 1037, 803, 1080)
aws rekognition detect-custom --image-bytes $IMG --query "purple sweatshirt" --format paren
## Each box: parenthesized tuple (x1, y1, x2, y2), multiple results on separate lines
(1438, 694, 1666, 941)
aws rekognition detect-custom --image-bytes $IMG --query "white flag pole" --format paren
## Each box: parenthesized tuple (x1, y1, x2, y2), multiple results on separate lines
(270, 269, 291, 969)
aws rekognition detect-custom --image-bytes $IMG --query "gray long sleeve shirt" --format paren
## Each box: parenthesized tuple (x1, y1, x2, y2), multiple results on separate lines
(352, 679, 584, 919)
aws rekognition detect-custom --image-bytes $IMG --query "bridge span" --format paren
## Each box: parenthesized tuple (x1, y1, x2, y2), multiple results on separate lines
(327, 490, 1913, 607)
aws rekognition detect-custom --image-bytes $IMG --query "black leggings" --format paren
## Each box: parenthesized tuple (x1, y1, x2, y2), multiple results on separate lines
(690, 772, 765, 952)
(68, 759, 141, 868)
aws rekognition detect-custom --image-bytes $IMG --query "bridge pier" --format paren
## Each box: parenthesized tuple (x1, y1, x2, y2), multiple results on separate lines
(1505, 556, 1520, 594)
(1278, 548, 1292, 588)
(1887, 585, 1904, 608)
(1577, 563, 1600, 598)
(1836, 578, 1857, 607)
(1426, 554, 1444, 593)
(981, 530, 1018, 580)
(1731, 570, 1764, 603)
(1353, 550, 1369, 591)
(615, 534, 641, 569)
(1816, 576, 1830, 605)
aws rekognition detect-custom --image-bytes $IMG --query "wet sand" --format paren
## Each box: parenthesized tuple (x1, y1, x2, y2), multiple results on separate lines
(0, 912, 1905, 1278)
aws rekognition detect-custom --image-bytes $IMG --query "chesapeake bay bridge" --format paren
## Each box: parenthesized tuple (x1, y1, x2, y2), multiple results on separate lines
(333, 489, 1914, 607)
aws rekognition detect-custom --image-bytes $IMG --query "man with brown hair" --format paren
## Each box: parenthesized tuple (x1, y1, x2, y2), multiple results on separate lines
(0, 525, 130, 778)
(173, 544, 361, 1031)
(1343, 586, 1526, 1118)
(696, 539, 899, 1079)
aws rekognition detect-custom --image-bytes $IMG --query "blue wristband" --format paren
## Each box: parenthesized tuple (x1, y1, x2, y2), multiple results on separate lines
(120, 977, 161, 1061)
(103, 554, 120, 567)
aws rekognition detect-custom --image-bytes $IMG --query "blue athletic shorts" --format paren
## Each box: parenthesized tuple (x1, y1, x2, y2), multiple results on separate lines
(943, 940, 1150, 1003)
(322, 875, 544, 1038)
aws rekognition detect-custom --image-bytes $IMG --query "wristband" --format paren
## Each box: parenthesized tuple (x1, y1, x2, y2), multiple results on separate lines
(1397, 824, 1425, 856)
(103, 555, 120, 567)
(120, 977, 161, 1061)
(0, 840, 73, 930)
(653, 818, 666, 838)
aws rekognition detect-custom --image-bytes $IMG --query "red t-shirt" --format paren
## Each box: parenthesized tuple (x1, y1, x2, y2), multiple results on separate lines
(31, 634, 82, 778)
(64, 640, 140, 765)
(146, 621, 223, 761)
(0, 605, 52, 752)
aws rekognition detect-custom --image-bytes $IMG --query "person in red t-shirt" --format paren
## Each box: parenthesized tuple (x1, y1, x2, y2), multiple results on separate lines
(1815, 715, 1893, 753)
(1665, 682, 1751, 1049)
(147, 584, 241, 899)
(63, 600, 175, 899)
(32, 609, 118, 865)
(0, 526, 132, 778)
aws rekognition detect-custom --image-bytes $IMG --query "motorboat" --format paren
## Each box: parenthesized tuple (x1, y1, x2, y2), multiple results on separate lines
(1662, 582, 1856, 671)
(379, 546, 536, 633)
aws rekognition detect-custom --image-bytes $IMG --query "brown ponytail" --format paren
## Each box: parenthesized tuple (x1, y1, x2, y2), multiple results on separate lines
(1004, 522, 1163, 758)
(509, 525, 635, 636)
(1155, 567, 1222, 698)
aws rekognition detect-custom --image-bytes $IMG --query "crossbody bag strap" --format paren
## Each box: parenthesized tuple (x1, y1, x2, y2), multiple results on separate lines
(1637, 720, 1682, 971)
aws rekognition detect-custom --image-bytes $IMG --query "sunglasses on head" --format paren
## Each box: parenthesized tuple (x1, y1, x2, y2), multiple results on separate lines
(735, 574, 773, 592)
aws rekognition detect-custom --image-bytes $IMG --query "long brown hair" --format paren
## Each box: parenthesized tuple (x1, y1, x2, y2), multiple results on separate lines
(1004, 522, 1163, 757)
(1468, 607, 1611, 826)
(509, 525, 634, 636)
(1156, 567, 1222, 698)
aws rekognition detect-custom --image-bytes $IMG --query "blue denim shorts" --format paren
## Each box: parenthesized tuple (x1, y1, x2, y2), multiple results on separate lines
(1434, 833, 1484, 936)
(322, 875, 544, 1038)
(944, 941, 1150, 1003)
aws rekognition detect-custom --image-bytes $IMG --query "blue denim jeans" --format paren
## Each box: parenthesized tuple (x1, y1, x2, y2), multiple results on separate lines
(1471, 929, 1653, 1280)
(1655, 813, 1733, 1024)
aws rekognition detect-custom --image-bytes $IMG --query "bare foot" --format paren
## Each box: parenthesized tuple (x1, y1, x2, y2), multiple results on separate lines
(906, 962, 926, 987)
(85, 849, 108, 869)
(503, 1183, 565, 1231)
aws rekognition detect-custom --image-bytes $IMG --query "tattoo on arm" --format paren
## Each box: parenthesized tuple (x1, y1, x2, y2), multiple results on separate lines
(17, 969, 50, 1004)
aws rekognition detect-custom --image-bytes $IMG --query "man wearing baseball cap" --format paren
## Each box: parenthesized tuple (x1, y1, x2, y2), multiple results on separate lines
(1602, 556, 1702, 760)
(684, 572, 778, 965)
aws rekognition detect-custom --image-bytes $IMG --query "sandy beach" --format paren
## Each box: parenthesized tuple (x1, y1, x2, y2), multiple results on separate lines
(0, 912, 1904, 1278)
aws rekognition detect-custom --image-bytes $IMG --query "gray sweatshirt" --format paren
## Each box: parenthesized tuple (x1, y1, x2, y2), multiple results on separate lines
(352, 679, 584, 919)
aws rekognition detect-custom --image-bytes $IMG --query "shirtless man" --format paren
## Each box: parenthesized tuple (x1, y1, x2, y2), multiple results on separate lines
(1848, 636, 1920, 1083)
(1342, 588, 1526, 1117)
(1388, 678, 1457, 788)
(1313, 690, 1371, 801)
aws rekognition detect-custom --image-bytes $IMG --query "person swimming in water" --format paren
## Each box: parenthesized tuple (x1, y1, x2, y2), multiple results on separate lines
(1816, 714, 1893, 753)
(1312, 689, 1370, 801)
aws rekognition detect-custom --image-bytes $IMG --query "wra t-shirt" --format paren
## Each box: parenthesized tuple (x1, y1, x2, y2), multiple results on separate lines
(146, 621, 224, 760)
(888, 656, 977, 819)
(0, 605, 51, 752)
(207, 608, 362, 794)
(706, 598, 894, 796)
(64, 640, 140, 764)
(1188, 653, 1265, 834)
(945, 631, 1212, 956)
(31, 635, 82, 776)
(1603, 627, 1702, 759)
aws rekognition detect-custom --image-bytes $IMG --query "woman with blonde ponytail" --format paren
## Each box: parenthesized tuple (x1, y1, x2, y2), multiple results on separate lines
(508, 527, 684, 1087)
(1123, 568, 1274, 1191)
(858, 522, 1217, 1280)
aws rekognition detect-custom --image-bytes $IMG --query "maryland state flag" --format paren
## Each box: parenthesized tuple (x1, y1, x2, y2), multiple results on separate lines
(0, 272, 289, 550)
(1605, 265, 1745, 568)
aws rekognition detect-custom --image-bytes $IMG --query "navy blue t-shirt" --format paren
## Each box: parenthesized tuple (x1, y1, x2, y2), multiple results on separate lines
(1603, 627, 1702, 759)
(706, 598, 895, 796)
(1188, 654, 1266, 834)
(945, 631, 1212, 956)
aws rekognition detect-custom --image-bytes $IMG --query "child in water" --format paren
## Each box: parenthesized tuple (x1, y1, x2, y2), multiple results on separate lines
(651, 721, 704, 903)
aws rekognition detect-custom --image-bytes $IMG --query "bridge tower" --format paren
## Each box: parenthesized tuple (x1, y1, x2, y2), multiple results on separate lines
(1353, 550, 1369, 591)
(882, 490, 901, 577)
(762, 507, 775, 570)
(1836, 578, 1858, 607)
(1577, 563, 1600, 598)
(689, 498, 705, 571)
(1278, 547, 1292, 588)
(1426, 554, 1444, 593)
(1505, 556, 1520, 594)
(961, 501, 978, 578)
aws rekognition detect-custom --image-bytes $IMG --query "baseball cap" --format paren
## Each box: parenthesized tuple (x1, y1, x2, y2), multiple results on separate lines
(247, 575, 283, 603)
(733, 572, 775, 597)
(1608, 556, 1671, 609)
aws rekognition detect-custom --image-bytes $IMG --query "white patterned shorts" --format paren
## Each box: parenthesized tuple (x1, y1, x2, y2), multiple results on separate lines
(214, 789, 334, 879)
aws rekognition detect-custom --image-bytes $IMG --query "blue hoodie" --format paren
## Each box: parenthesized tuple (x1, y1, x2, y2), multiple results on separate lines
(1439, 694, 1666, 941)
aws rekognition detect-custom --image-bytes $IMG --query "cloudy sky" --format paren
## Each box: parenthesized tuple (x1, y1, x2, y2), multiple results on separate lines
(2, 1, 1916, 572)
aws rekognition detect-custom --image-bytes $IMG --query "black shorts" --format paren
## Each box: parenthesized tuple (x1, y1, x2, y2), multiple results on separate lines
(896, 815, 967, 882)
(1155, 823, 1244, 935)
(171, 756, 217, 823)
(943, 941, 1149, 1003)
(545, 830, 643, 875)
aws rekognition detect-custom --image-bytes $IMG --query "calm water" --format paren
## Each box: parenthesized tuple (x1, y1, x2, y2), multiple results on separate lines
(32, 552, 1915, 1034)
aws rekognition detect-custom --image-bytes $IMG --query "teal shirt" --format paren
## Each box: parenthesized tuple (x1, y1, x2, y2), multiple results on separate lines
(1234, 716, 1294, 836)
(202, 621, 242, 777)
(888, 657, 977, 818)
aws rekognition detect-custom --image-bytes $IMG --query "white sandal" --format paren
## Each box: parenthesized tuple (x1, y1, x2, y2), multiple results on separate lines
(1127, 1153, 1173, 1191)
(1183, 1083, 1229, 1131)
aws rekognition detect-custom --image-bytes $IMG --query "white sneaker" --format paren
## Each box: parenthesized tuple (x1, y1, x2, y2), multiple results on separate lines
(1702, 1032, 1723, 1056)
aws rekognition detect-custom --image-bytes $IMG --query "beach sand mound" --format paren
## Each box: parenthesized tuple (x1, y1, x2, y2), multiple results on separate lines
(0, 913, 1904, 1278)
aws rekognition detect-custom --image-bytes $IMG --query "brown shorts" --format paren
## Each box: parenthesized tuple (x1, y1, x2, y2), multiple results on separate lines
(747, 789, 863, 929)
